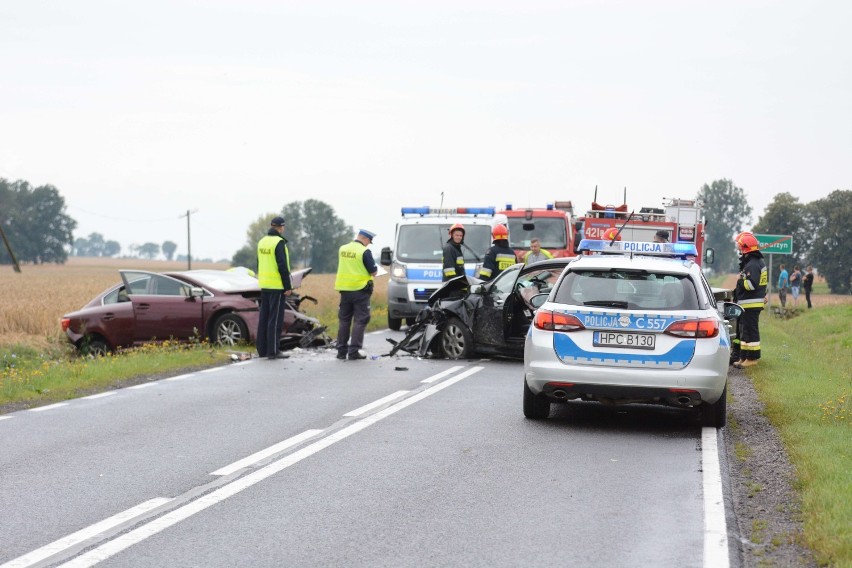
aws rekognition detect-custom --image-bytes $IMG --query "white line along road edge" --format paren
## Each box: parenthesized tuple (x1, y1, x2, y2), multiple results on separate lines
(702, 426, 730, 568)
(58, 366, 485, 568)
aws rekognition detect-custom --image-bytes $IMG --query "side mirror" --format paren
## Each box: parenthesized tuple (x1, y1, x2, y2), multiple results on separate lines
(380, 247, 392, 266)
(530, 293, 549, 309)
(190, 287, 205, 298)
(722, 302, 743, 319)
(470, 284, 484, 295)
(704, 247, 715, 265)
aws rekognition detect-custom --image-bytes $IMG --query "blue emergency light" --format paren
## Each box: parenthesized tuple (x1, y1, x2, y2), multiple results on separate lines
(505, 203, 513, 211)
(578, 239, 698, 257)
(401, 206, 496, 216)
(546, 203, 554, 210)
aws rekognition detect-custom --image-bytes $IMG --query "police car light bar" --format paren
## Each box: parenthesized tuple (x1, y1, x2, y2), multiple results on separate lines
(578, 239, 698, 257)
(401, 207, 496, 216)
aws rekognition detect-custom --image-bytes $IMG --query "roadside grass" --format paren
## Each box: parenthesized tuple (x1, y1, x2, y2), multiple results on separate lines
(746, 303, 851, 566)
(1, 339, 232, 408)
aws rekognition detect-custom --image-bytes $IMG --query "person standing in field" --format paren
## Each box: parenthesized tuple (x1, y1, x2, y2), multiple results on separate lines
(256, 216, 292, 360)
(803, 265, 815, 309)
(334, 229, 378, 361)
(777, 263, 788, 308)
(789, 265, 802, 308)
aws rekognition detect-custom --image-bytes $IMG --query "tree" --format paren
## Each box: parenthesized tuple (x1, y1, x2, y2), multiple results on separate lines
(808, 190, 851, 294)
(697, 179, 753, 273)
(0, 178, 76, 264)
(104, 240, 121, 257)
(230, 212, 280, 271)
(137, 242, 161, 259)
(73, 236, 90, 256)
(162, 240, 178, 261)
(752, 192, 815, 268)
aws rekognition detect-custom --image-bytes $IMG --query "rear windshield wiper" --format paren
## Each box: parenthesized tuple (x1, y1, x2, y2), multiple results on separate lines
(583, 300, 629, 309)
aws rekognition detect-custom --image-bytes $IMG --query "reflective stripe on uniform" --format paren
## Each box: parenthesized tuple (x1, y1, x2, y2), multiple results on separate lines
(480, 267, 492, 278)
(741, 341, 761, 351)
(496, 253, 516, 271)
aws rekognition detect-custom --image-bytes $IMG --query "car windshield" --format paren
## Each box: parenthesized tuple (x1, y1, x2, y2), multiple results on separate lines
(553, 269, 699, 310)
(396, 224, 492, 263)
(507, 217, 567, 249)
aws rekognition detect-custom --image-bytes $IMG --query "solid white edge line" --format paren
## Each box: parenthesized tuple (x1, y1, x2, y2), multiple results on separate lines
(199, 367, 224, 374)
(0, 416, 12, 421)
(210, 429, 324, 476)
(81, 392, 115, 400)
(702, 427, 730, 568)
(59, 366, 484, 568)
(164, 373, 194, 382)
(28, 403, 68, 412)
(343, 391, 410, 417)
(0, 498, 171, 568)
(420, 365, 464, 383)
(127, 383, 154, 390)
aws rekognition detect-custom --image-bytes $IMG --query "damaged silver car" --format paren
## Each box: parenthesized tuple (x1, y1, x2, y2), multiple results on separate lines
(387, 259, 574, 359)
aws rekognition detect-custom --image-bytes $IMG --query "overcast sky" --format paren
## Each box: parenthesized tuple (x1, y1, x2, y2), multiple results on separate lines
(1, 0, 849, 261)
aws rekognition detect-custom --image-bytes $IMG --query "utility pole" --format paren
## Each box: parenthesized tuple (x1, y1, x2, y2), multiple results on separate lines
(0, 220, 22, 273)
(179, 209, 199, 269)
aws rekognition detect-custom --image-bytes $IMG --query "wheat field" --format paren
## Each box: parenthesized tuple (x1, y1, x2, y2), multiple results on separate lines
(0, 257, 388, 349)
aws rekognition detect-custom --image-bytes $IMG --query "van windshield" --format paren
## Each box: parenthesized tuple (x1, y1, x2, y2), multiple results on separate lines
(396, 224, 492, 263)
(507, 217, 568, 249)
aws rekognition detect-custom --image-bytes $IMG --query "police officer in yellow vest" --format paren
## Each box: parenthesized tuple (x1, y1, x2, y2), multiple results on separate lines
(334, 229, 378, 360)
(256, 216, 292, 360)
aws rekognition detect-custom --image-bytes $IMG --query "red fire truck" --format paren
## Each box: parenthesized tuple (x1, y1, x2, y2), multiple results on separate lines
(580, 194, 709, 264)
(499, 201, 579, 261)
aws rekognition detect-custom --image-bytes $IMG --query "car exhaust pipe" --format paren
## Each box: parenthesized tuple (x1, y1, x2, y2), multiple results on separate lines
(677, 395, 693, 405)
(552, 390, 568, 400)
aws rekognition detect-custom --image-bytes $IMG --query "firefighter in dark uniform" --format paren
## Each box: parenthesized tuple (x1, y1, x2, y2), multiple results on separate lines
(733, 231, 767, 368)
(256, 216, 292, 359)
(334, 229, 378, 360)
(442, 223, 466, 281)
(479, 224, 516, 281)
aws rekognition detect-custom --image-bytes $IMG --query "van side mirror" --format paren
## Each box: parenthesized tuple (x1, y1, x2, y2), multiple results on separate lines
(380, 247, 392, 266)
(704, 247, 715, 265)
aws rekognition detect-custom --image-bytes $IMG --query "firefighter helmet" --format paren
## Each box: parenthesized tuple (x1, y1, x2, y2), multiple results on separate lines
(448, 223, 465, 237)
(491, 224, 508, 240)
(735, 231, 760, 254)
(602, 227, 622, 241)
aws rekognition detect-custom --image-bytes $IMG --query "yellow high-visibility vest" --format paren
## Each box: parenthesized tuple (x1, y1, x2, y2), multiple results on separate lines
(257, 235, 289, 289)
(335, 241, 372, 291)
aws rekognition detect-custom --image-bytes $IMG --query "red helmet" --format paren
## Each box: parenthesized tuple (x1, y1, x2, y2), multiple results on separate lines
(448, 223, 465, 237)
(602, 227, 621, 241)
(491, 224, 508, 240)
(735, 231, 759, 254)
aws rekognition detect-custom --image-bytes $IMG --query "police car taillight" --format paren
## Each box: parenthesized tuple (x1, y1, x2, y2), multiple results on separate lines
(664, 318, 719, 338)
(534, 310, 585, 332)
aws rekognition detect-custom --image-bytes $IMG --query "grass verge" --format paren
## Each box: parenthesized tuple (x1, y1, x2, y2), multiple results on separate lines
(746, 304, 851, 566)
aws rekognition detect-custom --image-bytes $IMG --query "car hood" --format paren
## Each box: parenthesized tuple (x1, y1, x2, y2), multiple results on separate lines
(172, 267, 313, 294)
(427, 274, 483, 305)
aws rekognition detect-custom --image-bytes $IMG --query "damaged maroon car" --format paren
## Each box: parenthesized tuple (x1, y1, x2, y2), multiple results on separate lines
(388, 258, 573, 359)
(61, 268, 330, 355)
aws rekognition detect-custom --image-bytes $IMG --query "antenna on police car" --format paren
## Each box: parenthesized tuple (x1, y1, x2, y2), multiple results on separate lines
(608, 210, 636, 245)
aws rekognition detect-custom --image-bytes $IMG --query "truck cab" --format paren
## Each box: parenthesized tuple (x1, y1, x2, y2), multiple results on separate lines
(380, 207, 497, 331)
(499, 201, 578, 262)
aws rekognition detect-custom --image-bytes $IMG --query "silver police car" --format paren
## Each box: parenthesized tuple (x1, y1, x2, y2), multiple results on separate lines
(523, 240, 740, 427)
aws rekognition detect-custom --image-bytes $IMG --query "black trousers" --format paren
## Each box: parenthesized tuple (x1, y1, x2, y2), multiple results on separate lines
(804, 287, 812, 308)
(337, 289, 372, 356)
(257, 289, 285, 357)
(740, 307, 762, 361)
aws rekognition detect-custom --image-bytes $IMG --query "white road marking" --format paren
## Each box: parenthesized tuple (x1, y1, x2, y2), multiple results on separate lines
(702, 427, 730, 568)
(344, 391, 410, 417)
(210, 429, 324, 476)
(58, 366, 484, 567)
(163, 373, 194, 382)
(420, 365, 464, 383)
(81, 392, 115, 400)
(0, 415, 12, 421)
(28, 403, 68, 413)
(127, 383, 154, 390)
(199, 367, 224, 374)
(0, 498, 171, 568)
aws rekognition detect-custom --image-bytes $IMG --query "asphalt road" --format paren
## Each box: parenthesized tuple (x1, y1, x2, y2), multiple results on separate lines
(0, 330, 732, 568)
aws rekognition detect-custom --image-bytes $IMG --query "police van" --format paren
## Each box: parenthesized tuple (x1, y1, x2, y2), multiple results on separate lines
(380, 207, 499, 331)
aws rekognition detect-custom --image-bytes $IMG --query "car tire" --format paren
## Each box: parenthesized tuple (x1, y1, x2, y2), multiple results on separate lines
(701, 382, 727, 428)
(388, 315, 402, 331)
(440, 316, 473, 359)
(523, 379, 550, 419)
(82, 338, 110, 357)
(213, 313, 249, 346)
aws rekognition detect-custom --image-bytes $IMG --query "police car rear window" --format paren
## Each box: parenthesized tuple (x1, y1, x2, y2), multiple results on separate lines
(553, 270, 700, 311)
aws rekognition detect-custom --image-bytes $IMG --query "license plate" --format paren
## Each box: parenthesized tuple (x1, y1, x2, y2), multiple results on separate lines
(593, 331, 656, 350)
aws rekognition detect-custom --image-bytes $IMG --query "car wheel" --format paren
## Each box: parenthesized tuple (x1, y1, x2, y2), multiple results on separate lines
(440, 316, 473, 359)
(523, 379, 550, 419)
(82, 338, 110, 357)
(213, 314, 249, 346)
(701, 382, 727, 428)
(388, 315, 402, 331)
